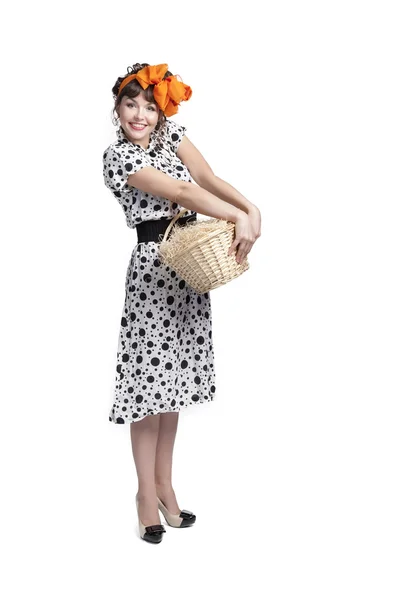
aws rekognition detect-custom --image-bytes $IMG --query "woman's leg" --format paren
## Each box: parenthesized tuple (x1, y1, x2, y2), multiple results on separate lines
(154, 411, 181, 514)
(130, 413, 161, 526)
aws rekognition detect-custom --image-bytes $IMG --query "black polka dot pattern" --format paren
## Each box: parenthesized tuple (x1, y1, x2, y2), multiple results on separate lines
(103, 120, 217, 424)
(103, 119, 196, 229)
(109, 244, 216, 424)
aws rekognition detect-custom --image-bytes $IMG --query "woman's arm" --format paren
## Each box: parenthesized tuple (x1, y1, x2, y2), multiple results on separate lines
(195, 175, 255, 215)
(127, 167, 256, 264)
(127, 167, 244, 223)
(177, 136, 258, 214)
(177, 136, 262, 248)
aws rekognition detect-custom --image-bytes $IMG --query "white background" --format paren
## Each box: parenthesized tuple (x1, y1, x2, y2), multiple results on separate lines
(1, 1, 399, 598)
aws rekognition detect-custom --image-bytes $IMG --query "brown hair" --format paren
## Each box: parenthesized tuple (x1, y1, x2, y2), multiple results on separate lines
(111, 63, 174, 152)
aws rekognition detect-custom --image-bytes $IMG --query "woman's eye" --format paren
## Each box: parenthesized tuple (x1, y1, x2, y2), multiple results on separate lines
(128, 103, 155, 111)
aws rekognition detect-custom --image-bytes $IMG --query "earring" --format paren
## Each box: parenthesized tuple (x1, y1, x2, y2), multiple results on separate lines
(112, 112, 120, 127)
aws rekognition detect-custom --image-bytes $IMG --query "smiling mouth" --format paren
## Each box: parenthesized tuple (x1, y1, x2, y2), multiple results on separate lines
(129, 122, 147, 130)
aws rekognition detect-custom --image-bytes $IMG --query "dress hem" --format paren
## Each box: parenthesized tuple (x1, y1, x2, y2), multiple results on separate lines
(109, 395, 216, 425)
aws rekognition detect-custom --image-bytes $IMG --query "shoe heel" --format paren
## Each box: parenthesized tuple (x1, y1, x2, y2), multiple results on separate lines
(157, 496, 196, 528)
(136, 494, 166, 543)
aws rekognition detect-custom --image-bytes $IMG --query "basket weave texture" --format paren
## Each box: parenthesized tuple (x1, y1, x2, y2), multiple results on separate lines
(158, 208, 249, 294)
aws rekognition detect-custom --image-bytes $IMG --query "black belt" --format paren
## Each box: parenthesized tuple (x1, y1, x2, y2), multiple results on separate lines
(136, 213, 197, 243)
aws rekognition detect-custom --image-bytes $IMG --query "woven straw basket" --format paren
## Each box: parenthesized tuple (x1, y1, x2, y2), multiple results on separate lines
(157, 208, 250, 294)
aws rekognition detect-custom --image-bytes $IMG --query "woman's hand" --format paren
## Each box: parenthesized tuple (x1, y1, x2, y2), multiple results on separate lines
(228, 209, 259, 265)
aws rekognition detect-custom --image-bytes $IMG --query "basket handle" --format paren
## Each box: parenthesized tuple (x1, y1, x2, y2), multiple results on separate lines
(161, 208, 189, 242)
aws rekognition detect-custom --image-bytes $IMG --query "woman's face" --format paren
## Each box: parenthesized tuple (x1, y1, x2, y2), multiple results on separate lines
(118, 91, 159, 148)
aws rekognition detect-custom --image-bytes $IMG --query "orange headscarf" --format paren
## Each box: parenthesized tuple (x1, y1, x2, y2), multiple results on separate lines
(117, 63, 192, 117)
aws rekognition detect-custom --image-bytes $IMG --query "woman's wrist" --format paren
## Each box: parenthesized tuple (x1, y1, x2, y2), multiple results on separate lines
(246, 203, 260, 215)
(233, 208, 248, 222)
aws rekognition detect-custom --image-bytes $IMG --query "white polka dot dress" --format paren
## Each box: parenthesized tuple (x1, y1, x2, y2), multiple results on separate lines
(103, 119, 217, 424)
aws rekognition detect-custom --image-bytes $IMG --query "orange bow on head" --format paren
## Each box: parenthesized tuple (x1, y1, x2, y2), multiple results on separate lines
(118, 63, 192, 117)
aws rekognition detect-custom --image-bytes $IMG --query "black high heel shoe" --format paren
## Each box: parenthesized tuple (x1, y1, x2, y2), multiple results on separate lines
(157, 496, 196, 528)
(136, 494, 166, 543)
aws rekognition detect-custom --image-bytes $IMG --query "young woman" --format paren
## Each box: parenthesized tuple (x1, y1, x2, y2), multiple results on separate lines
(103, 62, 261, 543)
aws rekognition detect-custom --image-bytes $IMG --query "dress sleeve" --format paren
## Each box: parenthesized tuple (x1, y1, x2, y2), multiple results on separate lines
(103, 145, 151, 193)
(166, 119, 187, 154)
